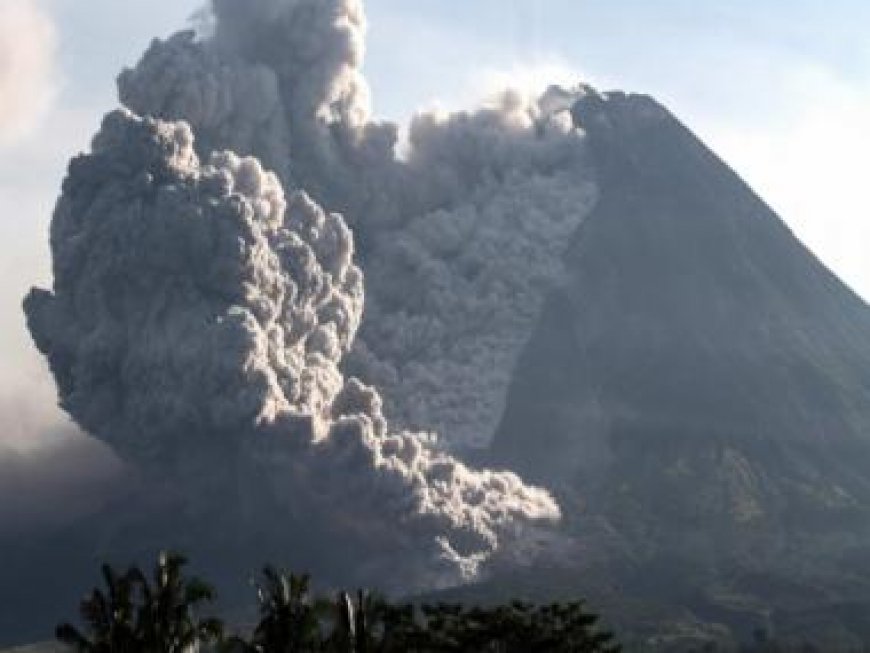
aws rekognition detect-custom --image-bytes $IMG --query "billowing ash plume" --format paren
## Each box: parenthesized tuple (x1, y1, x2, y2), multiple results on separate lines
(116, 0, 598, 449)
(25, 109, 560, 581)
(118, 0, 401, 228)
(25, 109, 358, 457)
(24, 0, 612, 584)
(350, 92, 597, 446)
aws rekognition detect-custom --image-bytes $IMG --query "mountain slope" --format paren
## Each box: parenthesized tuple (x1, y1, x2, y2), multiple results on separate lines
(486, 89, 870, 645)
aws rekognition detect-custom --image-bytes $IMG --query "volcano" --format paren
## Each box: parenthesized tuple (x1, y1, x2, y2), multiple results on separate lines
(8, 0, 870, 642)
(8, 83, 870, 650)
(483, 88, 870, 647)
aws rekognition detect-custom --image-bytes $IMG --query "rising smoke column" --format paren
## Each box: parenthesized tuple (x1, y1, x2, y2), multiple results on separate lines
(24, 109, 560, 582)
(348, 90, 597, 446)
(117, 0, 600, 449)
(118, 0, 403, 230)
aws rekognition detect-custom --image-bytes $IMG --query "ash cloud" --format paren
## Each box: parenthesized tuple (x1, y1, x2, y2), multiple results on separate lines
(23, 0, 609, 586)
(116, 0, 599, 450)
(25, 109, 559, 582)
(26, 109, 356, 459)
(117, 0, 399, 228)
(349, 91, 597, 446)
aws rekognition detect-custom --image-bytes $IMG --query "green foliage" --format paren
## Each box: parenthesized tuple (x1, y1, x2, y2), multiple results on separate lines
(57, 554, 620, 652)
(223, 567, 326, 653)
(55, 551, 222, 652)
(227, 569, 620, 653)
(367, 600, 622, 653)
(55, 564, 139, 652)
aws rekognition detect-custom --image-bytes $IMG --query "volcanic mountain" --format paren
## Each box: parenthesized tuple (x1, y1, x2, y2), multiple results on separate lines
(8, 1, 870, 639)
(483, 89, 870, 647)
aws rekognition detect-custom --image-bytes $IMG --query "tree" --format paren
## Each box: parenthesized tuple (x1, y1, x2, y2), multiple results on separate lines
(380, 600, 622, 652)
(228, 567, 325, 653)
(59, 553, 621, 652)
(56, 551, 223, 653)
(132, 551, 224, 651)
(56, 563, 139, 652)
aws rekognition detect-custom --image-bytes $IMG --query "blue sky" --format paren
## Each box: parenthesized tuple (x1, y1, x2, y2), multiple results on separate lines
(1, 0, 869, 445)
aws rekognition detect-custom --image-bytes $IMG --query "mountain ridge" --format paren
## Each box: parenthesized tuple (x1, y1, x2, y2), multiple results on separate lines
(481, 88, 870, 648)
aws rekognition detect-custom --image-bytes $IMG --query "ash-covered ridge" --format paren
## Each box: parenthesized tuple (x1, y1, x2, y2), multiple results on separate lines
(485, 89, 870, 645)
(493, 87, 870, 485)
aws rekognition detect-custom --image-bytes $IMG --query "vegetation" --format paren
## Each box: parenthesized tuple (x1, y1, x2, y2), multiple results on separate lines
(56, 553, 621, 652)
(55, 551, 223, 652)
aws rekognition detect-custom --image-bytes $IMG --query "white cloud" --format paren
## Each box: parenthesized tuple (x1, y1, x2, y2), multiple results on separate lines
(0, 0, 57, 146)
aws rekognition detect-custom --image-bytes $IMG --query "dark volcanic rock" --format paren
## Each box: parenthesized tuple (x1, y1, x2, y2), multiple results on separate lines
(487, 88, 870, 645)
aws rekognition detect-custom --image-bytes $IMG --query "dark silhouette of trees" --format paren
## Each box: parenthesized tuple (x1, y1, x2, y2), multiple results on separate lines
(366, 600, 621, 652)
(55, 551, 222, 652)
(224, 567, 325, 653)
(57, 553, 621, 652)
(55, 563, 139, 652)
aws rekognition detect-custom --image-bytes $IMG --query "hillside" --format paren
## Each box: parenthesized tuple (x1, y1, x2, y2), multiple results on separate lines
(484, 89, 870, 648)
